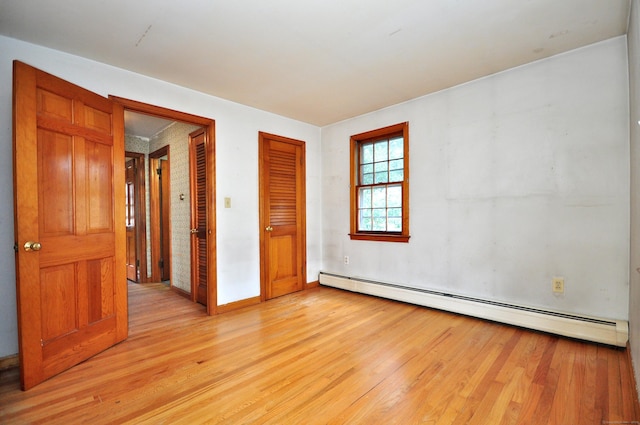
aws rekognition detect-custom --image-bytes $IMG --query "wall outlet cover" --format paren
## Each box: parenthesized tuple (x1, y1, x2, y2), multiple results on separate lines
(552, 277, 564, 293)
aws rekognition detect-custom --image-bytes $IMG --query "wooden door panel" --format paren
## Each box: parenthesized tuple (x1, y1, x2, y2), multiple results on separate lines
(83, 105, 112, 134)
(259, 133, 306, 300)
(38, 130, 73, 235)
(86, 140, 114, 232)
(126, 229, 136, 280)
(37, 89, 73, 121)
(271, 232, 296, 279)
(40, 264, 77, 341)
(13, 61, 126, 390)
(189, 129, 208, 305)
(125, 156, 140, 282)
(87, 257, 115, 323)
(269, 232, 299, 298)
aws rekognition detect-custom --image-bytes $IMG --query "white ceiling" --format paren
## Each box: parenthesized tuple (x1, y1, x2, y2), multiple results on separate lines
(123, 111, 175, 140)
(0, 0, 631, 126)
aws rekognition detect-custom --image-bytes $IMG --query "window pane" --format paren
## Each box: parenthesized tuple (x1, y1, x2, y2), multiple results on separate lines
(361, 143, 373, 164)
(373, 161, 388, 183)
(359, 188, 371, 208)
(388, 217, 402, 231)
(388, 208, 402, 218)
(387, 185, 402, 207)
(374, 161, 388, 172)
(373, 216, 386, 231)
(361, 208, 372, 217)
(389, 159, 403, 170)
(362, 173, 374, 185)
(372, 208, 386, 218)
(372, 187, 386, 208)
(389, 137, 403, 160)
(361, 163, 373, 174)
(374, 141, 388, 162)
(359, 214, 372, 231)
(374, 172, 388, 184)
(389, 170, 404, 182)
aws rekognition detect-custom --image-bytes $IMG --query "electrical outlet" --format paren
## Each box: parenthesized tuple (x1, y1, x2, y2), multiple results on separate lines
(343, 256, 349, 265)
(552, 277, 564, 293)
(224, 197, 231, 208)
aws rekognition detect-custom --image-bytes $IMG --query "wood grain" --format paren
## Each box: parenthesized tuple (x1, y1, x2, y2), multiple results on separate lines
(1, 283, 638, 424)
(259, 132, 306, 301)
(13, 61, 126, 390)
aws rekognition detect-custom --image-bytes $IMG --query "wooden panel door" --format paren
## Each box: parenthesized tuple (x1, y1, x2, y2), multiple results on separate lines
(259, 132, 306, 300)
(13, 61, 126, 390)
(189, 129, 208, 305)
(125, 159, 138, 281)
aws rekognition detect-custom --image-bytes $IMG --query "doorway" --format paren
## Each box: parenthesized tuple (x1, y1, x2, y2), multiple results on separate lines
(113, 96, 218, 314)
(125, 153, 146, 282)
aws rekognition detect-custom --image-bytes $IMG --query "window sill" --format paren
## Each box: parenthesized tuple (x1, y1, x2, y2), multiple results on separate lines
(349, 233, 410, 243)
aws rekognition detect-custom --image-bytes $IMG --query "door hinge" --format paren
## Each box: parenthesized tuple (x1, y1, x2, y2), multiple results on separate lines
(157, 168, 162, 176)
(13, 242, 18, 253)
(136, 259, 140, 267)
(159, 258, 164, 268)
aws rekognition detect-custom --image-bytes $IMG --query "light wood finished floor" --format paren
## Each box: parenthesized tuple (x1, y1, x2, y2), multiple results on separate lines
(1, 283, 639, 424)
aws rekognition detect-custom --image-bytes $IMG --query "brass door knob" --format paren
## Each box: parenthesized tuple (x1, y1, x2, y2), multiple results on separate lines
(190, 229, 198, 234)
(265, 226, 273, 232)
(24, 241, 42, 252)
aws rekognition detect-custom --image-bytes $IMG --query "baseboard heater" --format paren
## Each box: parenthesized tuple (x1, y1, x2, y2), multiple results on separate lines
(319, 272, 629, 347)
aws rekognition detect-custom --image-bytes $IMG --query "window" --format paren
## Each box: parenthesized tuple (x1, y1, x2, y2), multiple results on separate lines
(350, 122, 409, 242)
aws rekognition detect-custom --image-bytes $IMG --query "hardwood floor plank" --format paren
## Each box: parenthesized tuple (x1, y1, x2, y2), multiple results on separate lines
(548, 339, 576, 424)
(608, 345, 625, 423)
(0, 283, 638, 424)
(577, 343, 599, 425)
(562, 342, 585, 425)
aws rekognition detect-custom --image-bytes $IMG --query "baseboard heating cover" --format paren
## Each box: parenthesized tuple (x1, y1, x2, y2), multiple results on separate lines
(319, 272, 629, 347)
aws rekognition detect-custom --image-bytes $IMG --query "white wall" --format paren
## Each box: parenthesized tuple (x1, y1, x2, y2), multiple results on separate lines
(321, 37, 630, 321)
(0, 35, 322, 358)
(148, 122, 201, 293)
(0, 33, 632, 365)
(627, 0, 640, 401)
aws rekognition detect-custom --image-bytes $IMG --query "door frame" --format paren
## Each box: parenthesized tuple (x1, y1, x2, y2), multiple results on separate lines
(111, 96, 218, 314)
(149, 146, 170, 284)
(258, 131, 307, 301)
(125, 151, 147, 283)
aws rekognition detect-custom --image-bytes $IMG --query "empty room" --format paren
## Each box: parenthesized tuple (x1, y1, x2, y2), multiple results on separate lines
(1, 0, 640, 423)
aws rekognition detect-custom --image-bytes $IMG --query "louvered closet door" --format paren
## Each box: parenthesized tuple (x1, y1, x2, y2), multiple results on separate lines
(189, 129, 208, 305)
(259, 132, 306, 300)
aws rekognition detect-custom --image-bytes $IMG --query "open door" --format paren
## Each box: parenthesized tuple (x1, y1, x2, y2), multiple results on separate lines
(110, 96, 217, 314)
(125, 158, 138, 281)
(189, 128, 208, 305)
(13, 61, 126, 390)
(125, 152, 147, 283)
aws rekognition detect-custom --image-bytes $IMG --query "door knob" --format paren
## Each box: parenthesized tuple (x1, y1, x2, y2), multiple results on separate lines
(190, 228, 198, 234)
(24, 241, 42, 252)
(265, 226, 273, 232)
